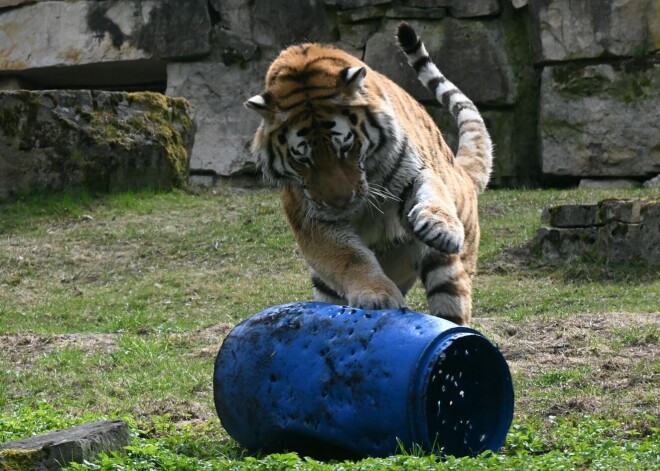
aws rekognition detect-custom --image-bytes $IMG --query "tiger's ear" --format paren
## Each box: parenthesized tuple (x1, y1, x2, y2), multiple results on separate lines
(244, 92, 276, 118)
(340, 66, 366, 94)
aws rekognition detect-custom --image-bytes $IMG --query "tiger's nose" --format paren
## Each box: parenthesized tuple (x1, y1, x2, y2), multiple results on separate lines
(322, 191, 356, 210)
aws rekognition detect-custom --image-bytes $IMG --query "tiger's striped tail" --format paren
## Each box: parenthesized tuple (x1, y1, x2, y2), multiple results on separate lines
(396, 22, 493, 193)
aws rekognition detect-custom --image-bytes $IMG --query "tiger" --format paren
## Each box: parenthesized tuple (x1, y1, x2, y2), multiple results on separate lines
(245, 22, 493, 325)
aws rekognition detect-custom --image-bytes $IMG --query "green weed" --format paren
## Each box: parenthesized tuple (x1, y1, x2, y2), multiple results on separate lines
(1, 187, 658, 470)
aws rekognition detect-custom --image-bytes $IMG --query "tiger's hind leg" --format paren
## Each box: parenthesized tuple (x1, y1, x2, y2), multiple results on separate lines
(405, 170, 465, 254)
(420, 249, 472, 325)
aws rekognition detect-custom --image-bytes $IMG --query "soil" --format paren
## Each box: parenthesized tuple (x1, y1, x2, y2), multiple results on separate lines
(1, 313, 657, 427)
(474, 312, 659, 424)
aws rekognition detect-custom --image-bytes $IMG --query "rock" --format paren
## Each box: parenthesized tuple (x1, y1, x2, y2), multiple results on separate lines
(131, 0, 212, 60)
(209, 0, 253, 43)
(541, 204, 599, 227)
(166, 60, 262, 177)
(511, 0, 528, 8)
(533, 226, 600, 262)
(449, 0, 501, 18)
(338, 22, 381, 50)
(541, 200, 644, 227)
(0, 0, 42, 9)
(639, 202, 660, 266)
(401, 0, 452, 7)
(481, 110, 520, 187)
(533, 199, 660, 266)
(0, 420, 129, 471)
(211, 27, 259, 65)
(0, 90, 194, 199)
(364, 18, 519, 105)
(338, 5, 386, 22)
(578, 179, 643, 189)
(364, 30, 425, 98)
(427, 106, 520, 186)
(252, 0, 330, 48)
(385, 6, 446, 19)
(323, 0, 391, 7)
(0, 76, 28, 90)
(540, 61, 660, 178)
(597, 221, 644, 265)
(358, 0, 498, 17)
(0, 1, 211, 75)
(529, 0, 658, 63)
(643, 174, 660, 188)
(599, 199, 643, 224)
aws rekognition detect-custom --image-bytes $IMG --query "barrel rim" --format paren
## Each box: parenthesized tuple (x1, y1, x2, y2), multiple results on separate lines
(409, 329, 515, 456)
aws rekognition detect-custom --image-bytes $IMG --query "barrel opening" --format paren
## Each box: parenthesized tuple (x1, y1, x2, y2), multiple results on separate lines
(424, 335, 513, 457)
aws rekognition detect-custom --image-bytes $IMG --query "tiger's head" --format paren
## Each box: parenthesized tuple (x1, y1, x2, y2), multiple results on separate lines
(245, 44, 382, 220)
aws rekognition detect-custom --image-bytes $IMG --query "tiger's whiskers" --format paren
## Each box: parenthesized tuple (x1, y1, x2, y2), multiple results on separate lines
(369, 183, 401, 203)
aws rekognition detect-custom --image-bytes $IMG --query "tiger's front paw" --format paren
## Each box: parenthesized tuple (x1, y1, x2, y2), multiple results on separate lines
(348, 281, 405, 310)
(408, 204, 464, 254)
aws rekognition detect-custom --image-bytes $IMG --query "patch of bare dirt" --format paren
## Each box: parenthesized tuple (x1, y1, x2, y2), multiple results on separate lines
(0, 324, 234, 371)
(2, 315, 657, 428)
(0, 333, 120, 369)
(473, 312, 659, 422)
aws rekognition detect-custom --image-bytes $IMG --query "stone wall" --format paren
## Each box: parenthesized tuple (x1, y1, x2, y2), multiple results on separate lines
(0, 0, 658, 187)
(533, 199, 660, 267)
(0, 90, 194, 199)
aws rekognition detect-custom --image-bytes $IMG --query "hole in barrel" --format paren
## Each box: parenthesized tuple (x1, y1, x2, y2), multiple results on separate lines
(424, 335, 512, 457)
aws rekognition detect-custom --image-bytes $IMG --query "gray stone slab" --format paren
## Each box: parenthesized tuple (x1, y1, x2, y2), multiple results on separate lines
(0, 1, 211, 74)
(529, 0, 658, 63)
(533, 199, 660, 267)
(644, 174, 660, 188)
(385, 6, 446, 19)
(541, 204, 599, 228)
(597, 221, 644, 265)
(532, 226, 599, 261)
(252, 0, 331, 47)
(540, 62, 660, 178)
(323, 0, 391, 7)
(578, 179, 644, 189)
(599, 200, 643, 224)
(364, 18, 520, 106)
(166, 60, 262, 177)
(449, 0, 500, 18)
(0, 420, 129, 471)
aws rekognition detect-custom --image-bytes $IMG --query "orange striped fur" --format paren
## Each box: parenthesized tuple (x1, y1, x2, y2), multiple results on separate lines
(245, 23, 493, 325)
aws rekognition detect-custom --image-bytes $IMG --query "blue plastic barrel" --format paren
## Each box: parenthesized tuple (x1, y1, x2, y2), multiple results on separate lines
(214, 302, 514, 459)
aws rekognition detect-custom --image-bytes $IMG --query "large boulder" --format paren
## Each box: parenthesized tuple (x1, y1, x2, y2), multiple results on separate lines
(540, 59, 660, 177)
(0, 90, 194, 199)
(0, 0, 211, 87)
(166, 60, 263, 177)
(427, 106, 522, 186)
(529, 0, 659, 63)
(166, 0, 336, 179)
(252, 0, 331, 48)
(364, 18, 520, 106)
(363, 12, 537, 186)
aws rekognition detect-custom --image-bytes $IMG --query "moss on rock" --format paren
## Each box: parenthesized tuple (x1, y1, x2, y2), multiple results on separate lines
(0, 448, 43, 471)
(0, 90, 195, 199)
(552, 58, 657, 102)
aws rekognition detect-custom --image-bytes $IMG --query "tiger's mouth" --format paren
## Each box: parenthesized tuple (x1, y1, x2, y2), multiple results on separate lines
(304, 183, 369, 221)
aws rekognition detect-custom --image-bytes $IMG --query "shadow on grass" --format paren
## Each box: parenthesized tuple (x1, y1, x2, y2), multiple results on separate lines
(482, 242, 659, 285)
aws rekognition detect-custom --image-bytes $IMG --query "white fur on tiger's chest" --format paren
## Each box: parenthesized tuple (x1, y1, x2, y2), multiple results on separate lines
(353, 200, 406, 249)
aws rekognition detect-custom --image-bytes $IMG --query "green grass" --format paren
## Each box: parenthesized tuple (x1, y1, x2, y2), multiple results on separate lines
(1, 186, 659, 470)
